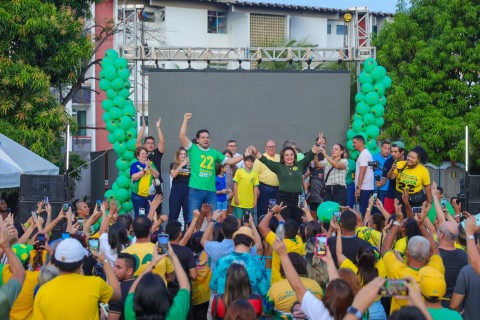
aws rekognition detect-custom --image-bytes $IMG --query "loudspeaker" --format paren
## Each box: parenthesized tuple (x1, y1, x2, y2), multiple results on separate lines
(467, 175, 480, 202)
(467, 202, 480, 215)
(19, 174, 65, 203)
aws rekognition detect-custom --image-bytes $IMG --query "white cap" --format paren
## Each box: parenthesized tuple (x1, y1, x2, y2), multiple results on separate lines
(54, 238, 88, 263)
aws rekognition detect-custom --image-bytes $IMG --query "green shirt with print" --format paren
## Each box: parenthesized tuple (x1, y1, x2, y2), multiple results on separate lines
(187, 143, 227, 192)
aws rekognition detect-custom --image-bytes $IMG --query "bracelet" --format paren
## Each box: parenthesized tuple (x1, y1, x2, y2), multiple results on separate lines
(467, 235, 475, 240)
(393, 221, 401, 227)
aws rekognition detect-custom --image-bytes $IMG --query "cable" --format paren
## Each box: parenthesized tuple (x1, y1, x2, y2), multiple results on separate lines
(68, 147, 112, 176)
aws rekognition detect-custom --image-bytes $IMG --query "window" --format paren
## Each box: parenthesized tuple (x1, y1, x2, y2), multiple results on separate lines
(73, 110, 87, 136)
(372, 25, 378, 34)
(208, 11, 227, 34)
(336, 25, 347, 35)
(327, 24, 332, 34)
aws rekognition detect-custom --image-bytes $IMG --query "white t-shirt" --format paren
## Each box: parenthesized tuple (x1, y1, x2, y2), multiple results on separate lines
(355, 149, 374, 190)
(99, 233, 121, 267)
(301, 290, 334, 320)
(234, 152, 244, 168)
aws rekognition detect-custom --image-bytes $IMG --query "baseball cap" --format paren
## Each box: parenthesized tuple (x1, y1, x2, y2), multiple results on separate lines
(232, 226, 254, 241)
(54, 238, 88, 263)
(12, 244, 33, 264)
(392, 141, 405, 149)
(418, 266, 446, 299)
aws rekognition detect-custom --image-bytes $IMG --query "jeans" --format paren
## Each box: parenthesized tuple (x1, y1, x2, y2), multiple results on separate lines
(169, 182, 189, 223)
(346, 182, 355, 208)
(257, 183, 279, 216)
(131, 192, 155, 217)
(359, 189, 373, 217)
(323, 185, 347, 205)
(188, 188, 217, 223)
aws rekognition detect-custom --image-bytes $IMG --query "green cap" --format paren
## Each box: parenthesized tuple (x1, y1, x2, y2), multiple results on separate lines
(12, 243, 33, 264)
(392, 141, 405, 149)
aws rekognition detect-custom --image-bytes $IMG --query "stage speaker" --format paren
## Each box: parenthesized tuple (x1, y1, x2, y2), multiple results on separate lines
(467, 175, 480, 202)
(467, 202, 480, 215)
(19, 174, 65, 203)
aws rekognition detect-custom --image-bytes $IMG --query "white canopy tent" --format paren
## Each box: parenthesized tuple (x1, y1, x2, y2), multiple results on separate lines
(0, 133, 59, 188)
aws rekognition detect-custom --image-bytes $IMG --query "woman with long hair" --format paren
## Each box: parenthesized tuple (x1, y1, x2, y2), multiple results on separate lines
(99, 222, 131, 266)
(169, 147, 191, 223)
(212, 264, 262, 320)
(315, 143, 348, 205)
(322, 279, 355, 320)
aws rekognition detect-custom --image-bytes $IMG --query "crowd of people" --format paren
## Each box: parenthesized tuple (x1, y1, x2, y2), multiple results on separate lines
(1, 112, 479, 320)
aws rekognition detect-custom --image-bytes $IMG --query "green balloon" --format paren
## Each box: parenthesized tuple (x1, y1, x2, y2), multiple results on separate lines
(124, 150, 135, 161)
(102, 112, 112, 123)
(363, 58, 377, 72)
(374, 117, 385, 127)
(359, 71, 373, 85)
(116, 158, 130, 171)
(346, 129, 356, 140)
(366, 138, 377, 150)
(353, 113, 363, 122)
(363, 113, 375, 125)
(365, 125, 380, 139)
(123, 104, 136, 117)
(355, 92, 365, 103)
(115, 57, 128, 69)
(378, 95, 387, 106)
(381, 76, 392, 89)
(317, 201, 340, 222)
(113, 141, 127, 154)
(123, 168, 131, 177)
(124, 80, 132, 90)
(374, 146, 381, 154)
(115, 189, 129, 202)
(371, 104, 385, 117)
(111, 78, 125, 91)
(118, 88, 130, 99)
(107, 133, 115, 144)
(358, 132, 368, 141)
(373, 83, 386, 96)
(112, 182, 119, 191)
(127, 139, 137, 151)
(113, 96, 126, 108)
(352, 120, 365, 133)
(99, 79, 112, 91)
(355, 101, 370, 116)
(109, 107, 122, 120)
(108, 119, 121, 131)
(122, 201, 134, 213)
(103, 66, 117, 81)
(126, 128, 137, 140)
(116, 175, 130, 188)
(102, 100, 114, 112)
(120, 116, 133, 131)
(106, 89, 117, 100)
(101, 58, 115, 68)
(346, 139, 354, 151)
(106, 121, 115, 133)
(371, 66, 387, 81)
(117, 68, 130, 81)
(104, 190, 115, 201)
(105, 49, 119, 60)
(99, 70, 106, 79)
(296, 153, 304, 161)
(113, 128, 126, 141)
(350, 150, 359, 161)
(361, 83, 373, 94)
(365, 92, 380, 106)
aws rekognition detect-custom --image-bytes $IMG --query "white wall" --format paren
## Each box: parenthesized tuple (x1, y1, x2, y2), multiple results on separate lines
(290, 16, 328, 47)
(326, 20, 346, 47)
(228, 11, 249, 47)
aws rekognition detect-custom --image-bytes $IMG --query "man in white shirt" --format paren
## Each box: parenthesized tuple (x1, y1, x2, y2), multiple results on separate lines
(353, 135, 374, 217)
(226, 139, 244, 168)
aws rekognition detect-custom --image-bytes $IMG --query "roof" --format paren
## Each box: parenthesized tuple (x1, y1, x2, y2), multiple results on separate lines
(196, 0, 394, 16)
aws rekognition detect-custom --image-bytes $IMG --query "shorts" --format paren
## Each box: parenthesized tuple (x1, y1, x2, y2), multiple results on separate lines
(217, 201, 228, 211)
(232, 207, 253, 219)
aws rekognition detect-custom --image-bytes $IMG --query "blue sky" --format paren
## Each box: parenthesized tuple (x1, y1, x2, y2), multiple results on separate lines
(256, 0, 398, 13)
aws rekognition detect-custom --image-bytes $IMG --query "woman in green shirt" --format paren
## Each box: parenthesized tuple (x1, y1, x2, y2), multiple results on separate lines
(124, 243, 190, 320)
(249, 139, 321, 224)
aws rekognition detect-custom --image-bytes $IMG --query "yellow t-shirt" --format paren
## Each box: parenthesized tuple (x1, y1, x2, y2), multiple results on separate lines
(233, 168, 259, 208)
(122, 242, 174, 279)
(252, 153, 280, 186)
(32, 273, 113, 320)
(394, 161, 430, 194)
(393, 237, 407, 256)
(383, 251, 445, 314)
(355, 226, 382, 249)
(191, 251, 211, 305)
(266, 231, 305, 284)
(2, 268, 39, 320)
(340, 258, 387, 283)
(264, 277, 322, 319)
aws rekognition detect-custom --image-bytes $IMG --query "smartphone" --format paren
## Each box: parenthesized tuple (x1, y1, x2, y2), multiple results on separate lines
(379, 279, 408, 297)
(440, 198, 447, 210)
(44, 196, 49, 205)
(268, 199, 276, 211)
(88, 238, 100, 252)
(372, 192, 378, 203)
(61, 232, 71, 240)
(96, 199, 103, 210)
(242, 210, 251, 224)
(461, 214, 480, 229)
(63, 202, 69, 212)
(412, 207, 422, 215)
(31, 211, 38, 221)
(157, 233, 169, 254)
(139, 208, 146, 215)
(298, 195, 305, 209)
(37, 234, 46, 246)
(315, 234, 327, 256)
(77, 218, 84, 231)
(333, 211, 341, 220)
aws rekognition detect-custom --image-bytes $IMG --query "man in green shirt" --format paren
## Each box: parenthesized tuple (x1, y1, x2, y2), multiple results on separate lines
(179, 113, 244, 223)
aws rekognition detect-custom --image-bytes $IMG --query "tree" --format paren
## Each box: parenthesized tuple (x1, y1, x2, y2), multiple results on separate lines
(0, 0, 93, 163)
(374, 0, 480, 166)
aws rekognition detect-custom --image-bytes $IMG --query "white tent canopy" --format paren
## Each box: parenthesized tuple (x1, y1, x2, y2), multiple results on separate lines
(0, 133, 59, 188)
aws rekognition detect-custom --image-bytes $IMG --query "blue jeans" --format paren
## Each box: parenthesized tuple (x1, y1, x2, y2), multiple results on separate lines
(359, 189, 373, 217)
(257, 183, 279, 216)
(131, 192, 155, 217)
(169, 182, 189, 222)
(368, 300, 387, 320)
(346, 183, 355, 208)
(188, 188, 217, 223)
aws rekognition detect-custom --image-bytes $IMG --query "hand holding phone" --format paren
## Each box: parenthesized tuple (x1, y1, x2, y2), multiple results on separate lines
(315, 234, 327, 256)
(379, 279, 408, 297)
(139, 208, 146, 215)
(96, 199, 103, 211)
(412, 207, 422, 215)
(88, 238, 100, 253)
(157, 234, 169, 254)
(35, 233, 46, 250)
(242, 210, 251, 224)
(298, 195, 305, 209)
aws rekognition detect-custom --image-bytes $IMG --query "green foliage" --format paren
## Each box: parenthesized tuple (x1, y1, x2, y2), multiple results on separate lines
(374, 0, 480, 166)
(0, 0, 92, 164)
(46, 0, 99, 18)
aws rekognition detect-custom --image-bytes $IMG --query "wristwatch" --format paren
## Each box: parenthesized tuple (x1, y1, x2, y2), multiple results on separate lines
(346, 306, 362, 319)
(467, 235, 475, 240)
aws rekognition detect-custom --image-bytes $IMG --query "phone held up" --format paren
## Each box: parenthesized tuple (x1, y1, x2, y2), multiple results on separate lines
(242, 210, 251, 224)
(412, 207, 422, 215)
(96, 199, 103, 211)
(379, 279, 408, 297)
(157, 234, 169, 254)
(139, 208, 146, 216)
(315, 234, 327, 256)
(88, 238, 100, 253)
(298, 195, 305, 209)
(268, 199, 276, 211)
(35, 233, 46, 250)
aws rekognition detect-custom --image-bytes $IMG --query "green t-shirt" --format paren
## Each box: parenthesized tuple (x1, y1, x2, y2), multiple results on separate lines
(427, 307, 462, 320)
(346, 159, 356, 185)
(124, 288, 190, 320)
(427, 201, 455, 223)
(187, 143, 227, 192)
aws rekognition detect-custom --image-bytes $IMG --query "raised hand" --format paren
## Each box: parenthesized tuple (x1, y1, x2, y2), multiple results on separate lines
(184, 113, 192, 121)
(156, 117, 161, 128)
